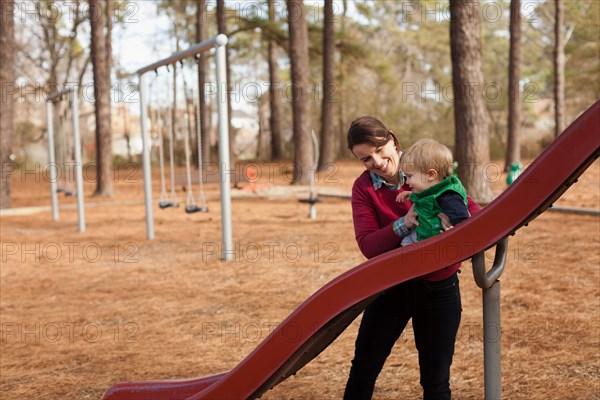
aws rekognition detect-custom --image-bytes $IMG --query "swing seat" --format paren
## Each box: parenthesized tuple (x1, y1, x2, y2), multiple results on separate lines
(56, 188, 64, 193)
(185, 205, 209, 214)
(159, 201, 175, 209)
(64, 191, 74, 197)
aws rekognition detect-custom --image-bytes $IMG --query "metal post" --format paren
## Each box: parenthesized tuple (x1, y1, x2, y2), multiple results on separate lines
(139, 73, 155, 240)
(215, 34, 233, 261)
(483, 280, 501, 400)
(45, 101, 59, 221)
(472, 237, 508, 400)
(309, 131, 319, 220)
(70, 86, 86, 232)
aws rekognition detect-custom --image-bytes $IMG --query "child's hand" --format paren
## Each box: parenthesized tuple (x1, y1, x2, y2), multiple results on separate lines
(396, 191, 412, 203)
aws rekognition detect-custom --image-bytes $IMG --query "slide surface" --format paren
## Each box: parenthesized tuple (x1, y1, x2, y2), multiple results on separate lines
(104, 101, 600, 400)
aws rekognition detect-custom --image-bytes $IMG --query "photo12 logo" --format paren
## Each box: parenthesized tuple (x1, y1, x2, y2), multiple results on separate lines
(1, 321, 139, 345)
(1, 241, 140, 264)
(201, 241, 339, 264)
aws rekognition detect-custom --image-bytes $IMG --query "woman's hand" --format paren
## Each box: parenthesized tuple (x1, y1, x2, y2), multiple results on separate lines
(438, 213, 453, 231)
(438, 209, 472, 232)
(404, 206, 419, 229)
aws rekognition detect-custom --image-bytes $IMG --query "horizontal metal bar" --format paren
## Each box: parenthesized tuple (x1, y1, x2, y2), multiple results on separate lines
(137, 34, 228, 76)
(46, 87, 74, 103)
(548, 205, 600, 216)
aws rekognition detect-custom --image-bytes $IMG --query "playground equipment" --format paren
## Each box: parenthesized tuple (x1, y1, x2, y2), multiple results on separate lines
(103, 100, 599, 399)
(138, 35, 232, 260)
(506, 162, 523, 185)
(45, 86, 86, 232)
(152, 73, 179, 210)
(472, 237, 507, 399)
(298, 130, 322, 219)
(156, 110, 179, 210)
(180, 64, 208, 214)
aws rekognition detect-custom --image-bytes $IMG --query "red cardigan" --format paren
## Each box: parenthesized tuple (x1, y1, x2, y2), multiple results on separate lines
(351, 170, 481, 281)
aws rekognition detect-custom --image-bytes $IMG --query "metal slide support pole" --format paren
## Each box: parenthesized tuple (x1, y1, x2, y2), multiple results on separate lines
(45, 101, 59, 221)
(70, 86, 86, 232)
(139, 73, 155, 240)
(483, 279, 501, 399)
(472, 237, 508, 400)
(215, 34, 233, 261)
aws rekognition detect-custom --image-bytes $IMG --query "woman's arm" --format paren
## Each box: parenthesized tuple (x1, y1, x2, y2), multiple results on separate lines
(466, 195, 481, 215)
(352, 183, 417, 259)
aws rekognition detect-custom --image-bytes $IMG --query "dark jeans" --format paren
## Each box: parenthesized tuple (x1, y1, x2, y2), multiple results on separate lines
(344, 273, 462, 400)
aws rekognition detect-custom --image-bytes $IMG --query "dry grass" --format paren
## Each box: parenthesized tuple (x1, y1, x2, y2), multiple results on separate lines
(1, 160, 598, 399)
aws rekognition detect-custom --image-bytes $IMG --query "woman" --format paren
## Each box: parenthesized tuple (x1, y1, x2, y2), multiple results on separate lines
(344, 116, 481, 400)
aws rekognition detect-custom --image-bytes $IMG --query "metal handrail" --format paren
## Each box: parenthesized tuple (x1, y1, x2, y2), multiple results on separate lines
(472, 237, 508, 289)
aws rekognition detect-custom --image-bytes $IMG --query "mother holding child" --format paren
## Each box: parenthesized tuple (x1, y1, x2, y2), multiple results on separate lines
(344, 116, 481, 400)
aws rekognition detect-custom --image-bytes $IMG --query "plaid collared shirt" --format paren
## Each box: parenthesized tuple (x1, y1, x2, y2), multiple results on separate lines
(369, 171, 411, 239)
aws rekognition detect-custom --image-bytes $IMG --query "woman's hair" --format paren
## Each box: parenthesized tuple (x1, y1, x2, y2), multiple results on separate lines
(399, 139, 454, 178)
(347, 116, 399, 151)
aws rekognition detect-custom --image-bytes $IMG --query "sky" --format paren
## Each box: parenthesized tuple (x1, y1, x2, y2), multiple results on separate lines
(113, 2, 174, 73)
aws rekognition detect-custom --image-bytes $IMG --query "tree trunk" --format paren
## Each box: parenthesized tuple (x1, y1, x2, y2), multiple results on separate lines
(268, 0, 284, 160)
(450, 0, 493, 204)
(217, 0, 235, 155)
(257, 97, 271, 160)
(318, 0, 336, 171)
(1, 0, 15, 209)
(505, 0, 521, 172)
(106, 0, 112, 74)
(337, 0, 348, 158)
(89, 0, 113, 196)
(554, 0, 565, 137)
(287, 0, 312, 185)
(196, 0, 211, 164)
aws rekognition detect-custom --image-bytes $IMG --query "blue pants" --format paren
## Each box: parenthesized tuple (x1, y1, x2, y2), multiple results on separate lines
(344, 273, 462, 400)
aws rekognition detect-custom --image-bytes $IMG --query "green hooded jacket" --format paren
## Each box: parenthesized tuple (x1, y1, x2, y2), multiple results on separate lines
(410, 175, 467, 241)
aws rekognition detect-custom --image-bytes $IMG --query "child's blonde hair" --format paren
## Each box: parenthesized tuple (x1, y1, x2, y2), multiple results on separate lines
(399, 139, 454, 178)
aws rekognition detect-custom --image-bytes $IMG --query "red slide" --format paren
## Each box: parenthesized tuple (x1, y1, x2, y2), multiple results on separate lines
(104, 101, 599, 400)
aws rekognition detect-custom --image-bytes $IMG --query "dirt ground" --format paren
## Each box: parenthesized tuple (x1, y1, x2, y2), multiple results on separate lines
(0, 158, 598, 399)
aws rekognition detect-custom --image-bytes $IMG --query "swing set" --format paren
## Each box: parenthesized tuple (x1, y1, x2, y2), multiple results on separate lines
(45, 85, 86, 233)
(150, 61, 208, 213)
(138, 35, 234, 260)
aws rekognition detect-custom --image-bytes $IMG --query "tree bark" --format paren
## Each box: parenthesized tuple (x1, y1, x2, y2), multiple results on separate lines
(450, 0, 493, 203)
(287, 0, 312, 184)
(318, 0, 336, 171)
(89, 0, 113, 196)
(554, 0, 565, 137)
(106, 0, 112, 74)
(505, 0, 521, 172)
(268, 0, 284, 160)
(257, 96, 271, 160)
(1, 0, 15, 209)
(337, 0, 348, 158)
(196, 0, 211, 164)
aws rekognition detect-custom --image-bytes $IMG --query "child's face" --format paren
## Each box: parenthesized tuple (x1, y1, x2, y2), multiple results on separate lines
(402, 165, 440, 193)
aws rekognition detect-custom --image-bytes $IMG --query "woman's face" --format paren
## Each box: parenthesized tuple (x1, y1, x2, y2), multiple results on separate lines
(352, 139, 400, 184)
